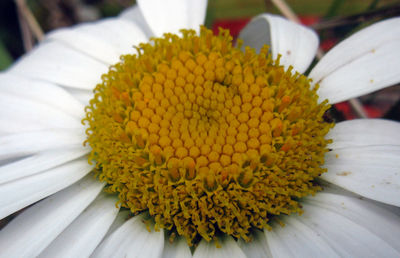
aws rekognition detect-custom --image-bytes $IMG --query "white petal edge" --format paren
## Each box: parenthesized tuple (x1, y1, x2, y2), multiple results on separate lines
(0, 92, 82, 134)
(48, 18, 148, 65)
(0, 157, 94, 220)
(322, 145, 400, 207)
(0, 128, 85, 161)
(0, 175, 104, 258)
(193, 236, 246, 258)
(265, 218, 338, 257)
(237, 230, 273, 258)
(91, 214, 164, 258)
(304, 192, 400, 252)
(0, 73, 84, 119)
(9, 41, 108, 90)
(119, 5, 153, 38)
(327, 119, 400, 149)
(39, 193, 120, 258)
(238, 14, 319, 74)
(0, 147, 89, 184)
(137, 0, 208, 37)
(296, 194, 400, 257)
(102, 210, 130, 239)
(310, 17, 400, 103)
(162, 237, 192, 258)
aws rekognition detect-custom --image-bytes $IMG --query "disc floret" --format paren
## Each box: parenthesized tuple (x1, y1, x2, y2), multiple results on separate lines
(84, 27, 333, 244)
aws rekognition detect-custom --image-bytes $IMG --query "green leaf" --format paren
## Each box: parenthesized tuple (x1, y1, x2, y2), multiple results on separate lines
(0, 39, 13, 70)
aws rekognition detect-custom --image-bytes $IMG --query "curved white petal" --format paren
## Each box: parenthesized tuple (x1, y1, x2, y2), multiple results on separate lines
(193, 236, 246, 258)
(238, 14, 318, 74)
(0, 175, 104, 258)
(0, 92, 81, 133)
(327, 119, 400, 149)
(305, 192, 400, 252)
(9, 41, 108, 90)
(265, 219, 338, 257)
(162, 237, 192, 258)
(310, 17, 400, 103)
(297, 194, 400, 257)
(137, 0, 208, 37)
(0, 147, 89, 184)
(102, 210, 130, 239)
(0, 157, 94, 220)
(323, 145, 400, 207)
(63, 87, 93, 105)
(0, 73, 84, 119)
(237, 230, 273, 258)
(48, 18, 148, 65)
(119, 5, 153, 38)
(92, 214, 164, 258)
(0, 129, 85, 161)
(39, 193, 119, 258)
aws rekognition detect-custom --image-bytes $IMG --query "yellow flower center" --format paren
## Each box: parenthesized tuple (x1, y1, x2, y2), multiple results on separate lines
(84, 27, 333, 245)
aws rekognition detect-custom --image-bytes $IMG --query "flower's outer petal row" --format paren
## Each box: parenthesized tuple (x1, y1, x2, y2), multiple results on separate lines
(0, 128, 86, 161)
(9, 41, 108, 90)
(238, 14, 319, 74)
(161, 237, 192, 258)
(327, 119, 400, 149)
(47, 18, 148, 65)
(102, 210, 130, 239)
(237, 230, 273, 258)
(0, 147, 89, 185)
(322, 145, 400, 207)
(91, 214, 164, 258)
(305, 193, 400, 253)
(0, 92, 82, 134)
(265, 218, 338, 257)
(0, 73, 84, 119)
(310, 17, 400, 104)
(193, 236, 247, 258)
(137, 0, 208, 37)
(0, 176, 104, 258)
(38, 193, 119, 258)
(0, 157, 94, 220)
(119, 5, 153, 38)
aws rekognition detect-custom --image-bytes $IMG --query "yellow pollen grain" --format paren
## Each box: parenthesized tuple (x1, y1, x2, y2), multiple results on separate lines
(84, 26, 333, 246)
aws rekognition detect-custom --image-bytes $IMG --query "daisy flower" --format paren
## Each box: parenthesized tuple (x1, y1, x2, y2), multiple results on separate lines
(1, 0, 400, 257)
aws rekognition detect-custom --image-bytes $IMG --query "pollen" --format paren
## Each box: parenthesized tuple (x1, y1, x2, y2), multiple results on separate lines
(84, 27, 333, 245)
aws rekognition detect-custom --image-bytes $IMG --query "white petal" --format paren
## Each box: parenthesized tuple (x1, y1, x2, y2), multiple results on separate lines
(265, 219, 338, 257)
(9, 41, 108, 90)
(305, 192, 400, 252)
(237, 230, 273, 258)
(323, 145, 400, 207)
(0, 157, 94, 220)
(238, 14, 318, 74)
(39, 193, 119, 258)
(119, 5, 153, 38)
(162, 237, 192, 258)
(92, 214, 164, 258)
(0, 175, 104, 258)
(193, 236, 246, 258)
(0, 73, 84, 119)
(102, 210, 130, 239)
(48, 18, 148, 64)
(296, 194, 400, 257)
(63, 87, 93, 105)
(0, 147, 89, 184)
(310, 17, 400, 103)
(0, 128, 85, 161)
(0, 92, 82, 133)
(327, 119, 400, 149)
(137, 0, 208, 37)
